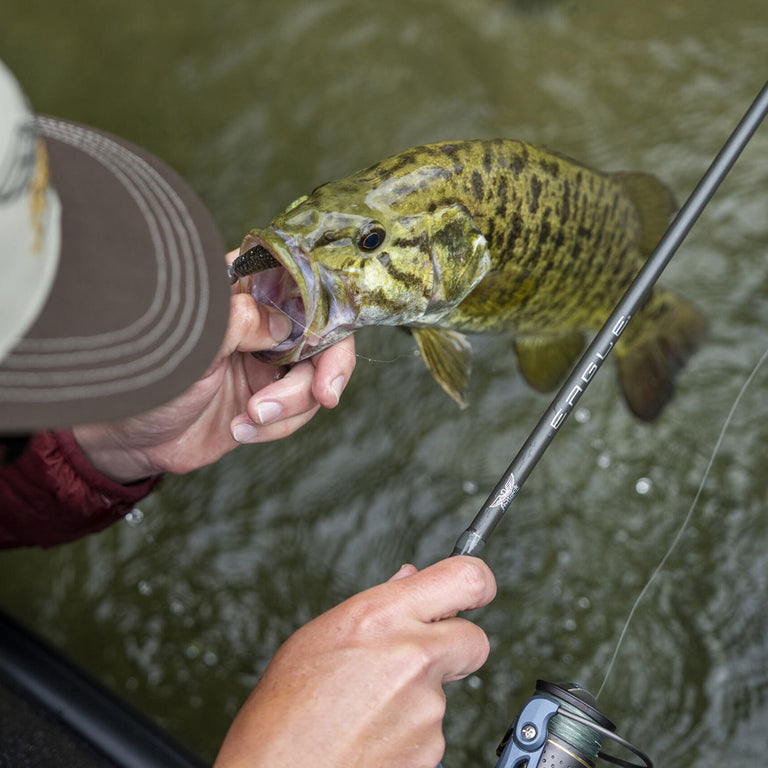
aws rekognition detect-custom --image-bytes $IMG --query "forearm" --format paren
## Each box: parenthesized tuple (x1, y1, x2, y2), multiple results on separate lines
(0, 430, 161, 548)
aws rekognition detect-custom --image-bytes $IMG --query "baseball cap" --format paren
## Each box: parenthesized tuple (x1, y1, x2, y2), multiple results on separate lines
(0, 60, 230, 432)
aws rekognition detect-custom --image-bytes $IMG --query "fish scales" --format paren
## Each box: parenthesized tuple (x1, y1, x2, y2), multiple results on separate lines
(238, 139, 707, 420)
(364, 141, 642, 333)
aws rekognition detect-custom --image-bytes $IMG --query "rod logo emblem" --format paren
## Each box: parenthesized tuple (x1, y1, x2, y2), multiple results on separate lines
(489, 474, 519, 511)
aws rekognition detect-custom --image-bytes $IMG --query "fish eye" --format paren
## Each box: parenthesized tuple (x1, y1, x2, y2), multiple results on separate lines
(358, 224, 386, 252)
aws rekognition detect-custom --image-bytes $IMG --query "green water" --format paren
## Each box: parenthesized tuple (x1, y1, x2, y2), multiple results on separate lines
(2, 1, 768, 765)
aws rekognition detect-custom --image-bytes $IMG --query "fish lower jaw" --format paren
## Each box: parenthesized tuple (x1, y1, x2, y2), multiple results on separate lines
(257, 322, 356, 364)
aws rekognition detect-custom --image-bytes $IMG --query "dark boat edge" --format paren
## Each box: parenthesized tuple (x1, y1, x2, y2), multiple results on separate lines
(0, 609, 209, 768)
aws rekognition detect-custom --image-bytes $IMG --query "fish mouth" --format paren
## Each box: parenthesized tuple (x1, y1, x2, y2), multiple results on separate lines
(238, 230, 314, 364)
(238, 229, 352, 364)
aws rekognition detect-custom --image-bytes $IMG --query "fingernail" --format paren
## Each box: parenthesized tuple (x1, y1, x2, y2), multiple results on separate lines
(389, 563, 417, 582)
(256, 400, 283, 425)
(268, 312, 292, 343)
(330, 375, 346, 405)
(233, 422, 259, 443)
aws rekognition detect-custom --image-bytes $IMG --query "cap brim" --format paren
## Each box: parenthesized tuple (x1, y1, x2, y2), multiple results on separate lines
(0, 117, 229, 432)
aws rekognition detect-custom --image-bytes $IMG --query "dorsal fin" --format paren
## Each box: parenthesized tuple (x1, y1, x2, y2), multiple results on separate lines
(613, 172, 677, 255)
(411, 327, 472, 408)
(513, 332, 585, 392)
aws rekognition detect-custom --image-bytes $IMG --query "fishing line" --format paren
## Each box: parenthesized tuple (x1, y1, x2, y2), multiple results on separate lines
(596, 341, 768, 699)
(353, 351, 412, 364)
(247, 288, 413, 366)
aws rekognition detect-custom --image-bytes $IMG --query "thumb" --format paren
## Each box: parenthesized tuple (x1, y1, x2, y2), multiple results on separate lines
(387, 563, 419, 583)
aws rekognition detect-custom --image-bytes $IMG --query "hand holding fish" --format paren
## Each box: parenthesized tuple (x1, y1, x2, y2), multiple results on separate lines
(214, 556, 496, 768)
(72, 250, 355, 483)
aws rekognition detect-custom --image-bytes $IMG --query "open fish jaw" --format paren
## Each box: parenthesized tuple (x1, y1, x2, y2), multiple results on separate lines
(237, 230, 310, 362)
(239, 230, 355, 363)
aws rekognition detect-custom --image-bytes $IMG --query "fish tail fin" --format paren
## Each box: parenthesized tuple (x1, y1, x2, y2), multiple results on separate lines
(616, 291, 708, 421)
(613, 171, 677, 255)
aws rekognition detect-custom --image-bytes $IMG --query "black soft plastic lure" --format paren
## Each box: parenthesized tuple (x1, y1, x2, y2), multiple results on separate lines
(227, 244, 280, 284)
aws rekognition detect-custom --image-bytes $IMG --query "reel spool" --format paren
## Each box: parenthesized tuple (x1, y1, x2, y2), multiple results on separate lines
(495, 680, 653, 768)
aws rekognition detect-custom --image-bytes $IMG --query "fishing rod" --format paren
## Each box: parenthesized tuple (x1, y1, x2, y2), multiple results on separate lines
(452, 78, 768, 560)
(439, 80, 768, 768)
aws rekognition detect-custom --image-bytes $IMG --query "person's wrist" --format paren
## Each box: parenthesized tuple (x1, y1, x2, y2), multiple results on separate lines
(72, 423, 156, 484)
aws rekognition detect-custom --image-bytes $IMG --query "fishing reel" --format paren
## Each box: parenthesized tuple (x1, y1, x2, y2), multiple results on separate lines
(495, 680, 653, 768)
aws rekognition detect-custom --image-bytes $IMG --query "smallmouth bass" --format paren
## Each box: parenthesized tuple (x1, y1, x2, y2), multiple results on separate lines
(236, 139, 707, 421)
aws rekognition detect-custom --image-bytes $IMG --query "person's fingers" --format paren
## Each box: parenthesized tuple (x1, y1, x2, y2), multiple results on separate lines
(351, 558, 493, 685)
(387, 556, 497, 622)
(231, 360, 320, 443)
(387, 563, 419, 582)
(393, 558, 495, 682)
(245, 360, 319, 425)
(231, 405, 321, 445)
(239, 353, 287, 397)
(311, 335, 357, 408)
(222, 293, 292, 359)
(226, 248, 296, 352)
(425, 614, 492, 684)
(230, 335, 357, 443)
(391, 557, 495, 681)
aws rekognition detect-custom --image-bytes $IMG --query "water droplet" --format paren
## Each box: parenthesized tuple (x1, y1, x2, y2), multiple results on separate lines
(577, 596, 591, 610)
(597, 452, 611, 469)
(138, 580, 152, 596)
(635, 477, 653, 495)
(125, 508, 144, 526)
(467, 675, 483, 690)
(169, 599, 184, 616)
(203, 650, 219, 667)
(564, 618, 577, 631)
(575, 407, 591, 424)
(462, 480, 478, 495)
(185, 644, 201, 660)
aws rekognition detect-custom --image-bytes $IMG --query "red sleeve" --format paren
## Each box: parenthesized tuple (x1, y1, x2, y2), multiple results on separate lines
(0, 430, 162, 549)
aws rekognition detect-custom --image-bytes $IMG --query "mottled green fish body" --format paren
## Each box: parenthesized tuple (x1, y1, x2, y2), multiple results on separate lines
(239, 140, 706, 420)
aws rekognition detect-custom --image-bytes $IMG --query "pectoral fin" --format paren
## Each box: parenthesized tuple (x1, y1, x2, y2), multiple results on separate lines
(514, 332, 585, 392)
(411, 327, 472, 408)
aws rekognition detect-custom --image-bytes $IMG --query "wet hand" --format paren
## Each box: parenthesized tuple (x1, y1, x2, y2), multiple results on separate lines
(214, 556, 496, 768)
(225, 286, 356, 445)
(71, 250, 355, 483)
